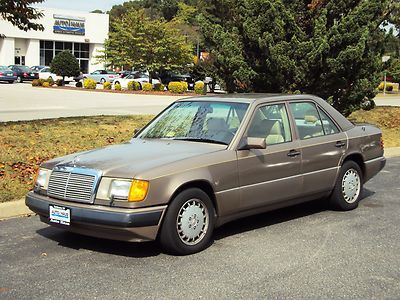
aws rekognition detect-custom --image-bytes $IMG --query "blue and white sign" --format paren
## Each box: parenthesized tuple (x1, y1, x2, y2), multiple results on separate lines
(53, 14, 85, 36)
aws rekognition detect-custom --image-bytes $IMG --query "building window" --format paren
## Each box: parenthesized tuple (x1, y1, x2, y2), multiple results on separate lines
(40, 40, 90, 73)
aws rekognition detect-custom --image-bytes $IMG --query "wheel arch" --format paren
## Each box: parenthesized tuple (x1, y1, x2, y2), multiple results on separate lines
(342, 153, 366, 179)
(169, 180, 218, 217)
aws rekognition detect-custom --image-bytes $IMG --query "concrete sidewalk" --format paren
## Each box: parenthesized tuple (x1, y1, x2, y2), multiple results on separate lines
(1, 147, 399, 220)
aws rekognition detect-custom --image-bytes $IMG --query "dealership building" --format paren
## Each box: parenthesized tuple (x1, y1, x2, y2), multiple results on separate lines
(0, 8, 109, 73)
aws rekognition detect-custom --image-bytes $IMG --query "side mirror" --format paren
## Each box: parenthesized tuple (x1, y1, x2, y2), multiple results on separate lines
(239, 137, 266, 150)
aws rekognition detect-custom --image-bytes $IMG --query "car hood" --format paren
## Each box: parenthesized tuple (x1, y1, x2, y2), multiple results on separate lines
(42, 139, 226, 178)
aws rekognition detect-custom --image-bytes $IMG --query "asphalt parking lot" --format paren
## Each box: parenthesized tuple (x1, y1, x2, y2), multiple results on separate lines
(0, 82, 182, 122)
(0, 157, 399, 299)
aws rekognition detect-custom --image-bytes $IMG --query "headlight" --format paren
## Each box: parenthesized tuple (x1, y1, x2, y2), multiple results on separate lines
(35, 169, 50, 192)
(109, 179, 149, 202)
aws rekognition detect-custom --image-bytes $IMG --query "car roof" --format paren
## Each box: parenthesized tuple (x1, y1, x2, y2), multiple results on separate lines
(177, 93, 316, 104)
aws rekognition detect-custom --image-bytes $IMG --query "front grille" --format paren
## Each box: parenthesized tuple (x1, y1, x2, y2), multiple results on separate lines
(47, 169, 98, 203)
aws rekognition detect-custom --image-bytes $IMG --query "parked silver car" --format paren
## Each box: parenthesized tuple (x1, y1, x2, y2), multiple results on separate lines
(83, 70, 118, 83)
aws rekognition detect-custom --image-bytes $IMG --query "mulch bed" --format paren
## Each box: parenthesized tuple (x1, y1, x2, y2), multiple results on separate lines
(34, 85, 202, 97)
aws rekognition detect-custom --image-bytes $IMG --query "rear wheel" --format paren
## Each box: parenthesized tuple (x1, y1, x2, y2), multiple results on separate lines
(159, 188, 215, 255)
(329, 160, 363, 211)
(17, 76, 22, 83)
(100, 78, 106, 84)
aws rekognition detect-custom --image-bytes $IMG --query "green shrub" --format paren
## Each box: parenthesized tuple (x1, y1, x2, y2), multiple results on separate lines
(142, 82, 153, 91)
(153, 82, 165, 91)
(127, 80, 140, 91)
(38, 78, 46, 86)
(55, 79, 64, 86)
(103, 81, 111, 90)
(181, 81, 188, 91)
(32, 79, 40, 87)
(168, 81, 186, 94)
(83, 78, 97, 89)
(42, 82, 50, 88)
(194, 81, 205, 94)
(378, 82, 395, 92)
(115, 83, 122, 91)
(46, 77, 54, 86)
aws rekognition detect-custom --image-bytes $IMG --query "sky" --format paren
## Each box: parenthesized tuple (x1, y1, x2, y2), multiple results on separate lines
(36, 0, 125, 12)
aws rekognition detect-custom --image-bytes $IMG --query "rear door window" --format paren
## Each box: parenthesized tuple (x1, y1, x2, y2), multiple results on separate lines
(289, 102, 324, 140)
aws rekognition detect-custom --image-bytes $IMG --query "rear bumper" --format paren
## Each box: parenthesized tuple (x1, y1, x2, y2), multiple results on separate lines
(26, 192, 166, 242)
(364, 156, 386, 183)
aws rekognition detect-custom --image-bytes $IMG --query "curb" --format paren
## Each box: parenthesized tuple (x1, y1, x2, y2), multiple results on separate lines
(1, 148, 400, 221)
(0, 199, 34, 221)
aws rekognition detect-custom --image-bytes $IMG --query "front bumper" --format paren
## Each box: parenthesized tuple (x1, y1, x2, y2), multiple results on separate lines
(26, 192, 166, 242)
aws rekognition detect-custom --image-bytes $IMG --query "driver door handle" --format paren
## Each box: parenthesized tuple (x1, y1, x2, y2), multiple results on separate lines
(287, 149, 301, 157)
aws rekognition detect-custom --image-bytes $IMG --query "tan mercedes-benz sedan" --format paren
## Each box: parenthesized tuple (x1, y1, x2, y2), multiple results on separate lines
(26, 94, 386, 255)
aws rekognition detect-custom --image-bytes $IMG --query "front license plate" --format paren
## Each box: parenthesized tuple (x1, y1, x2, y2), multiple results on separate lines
(49, 205, 71, 226)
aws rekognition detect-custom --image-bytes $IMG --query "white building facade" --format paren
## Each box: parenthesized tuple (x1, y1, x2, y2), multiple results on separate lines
(0, 8, 109, 73)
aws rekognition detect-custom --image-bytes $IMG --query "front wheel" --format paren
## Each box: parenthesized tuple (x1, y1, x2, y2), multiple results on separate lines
(100, 78, 106, 84)
(329, 161, 363, 211)
(17, 76, 22, 83)
(159, 188, 215, 255)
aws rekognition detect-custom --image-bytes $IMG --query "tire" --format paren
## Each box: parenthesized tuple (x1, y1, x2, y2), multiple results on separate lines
(17, 76, 22, 83)
(159, 188, 215, 255)
(8, 80, 14, 84)
(114, 81, 120, 85)
(100, 78, 106, 84)
(329, 160, 363, 211)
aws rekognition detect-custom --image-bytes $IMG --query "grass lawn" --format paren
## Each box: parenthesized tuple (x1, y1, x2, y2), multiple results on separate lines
(349, 107, 400, 148)
(0, 115, 153, 203)
(1, 106, 399, 203)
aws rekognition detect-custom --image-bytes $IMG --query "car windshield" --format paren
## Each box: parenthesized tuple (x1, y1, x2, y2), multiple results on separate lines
(138, 101, 249, 145)
(0, 66, 10, 71)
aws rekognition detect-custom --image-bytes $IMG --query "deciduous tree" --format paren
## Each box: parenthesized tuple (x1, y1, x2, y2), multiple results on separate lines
(0, 0, 44, 36)
(100, 9, 193, 75)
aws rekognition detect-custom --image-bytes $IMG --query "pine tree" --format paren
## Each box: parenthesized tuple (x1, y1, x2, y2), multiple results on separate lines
(198, 0, 392, 115)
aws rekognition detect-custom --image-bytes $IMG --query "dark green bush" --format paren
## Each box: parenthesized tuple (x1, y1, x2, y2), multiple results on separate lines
(55, 79, 64, 86)
(153, 83, 165, 91)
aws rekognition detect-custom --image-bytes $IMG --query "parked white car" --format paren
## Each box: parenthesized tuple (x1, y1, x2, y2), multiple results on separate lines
(38, 67, 74, 83)
(113, 72, 160, 89)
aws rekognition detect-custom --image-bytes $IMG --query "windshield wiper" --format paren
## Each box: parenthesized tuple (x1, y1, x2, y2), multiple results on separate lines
(172, 137, 228, 145)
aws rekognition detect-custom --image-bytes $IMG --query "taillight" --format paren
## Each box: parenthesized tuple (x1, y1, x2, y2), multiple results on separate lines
(23, 72, 28, 77)
(380, 136, 384, 150)
(0, 72, 3, 76)
(13, 73, 17, 76)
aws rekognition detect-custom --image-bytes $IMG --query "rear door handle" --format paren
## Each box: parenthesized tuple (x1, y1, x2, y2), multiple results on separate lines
(335, 141, 346, 148)
(287, 149, 301, 157)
